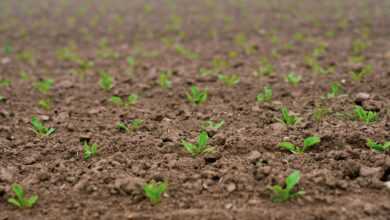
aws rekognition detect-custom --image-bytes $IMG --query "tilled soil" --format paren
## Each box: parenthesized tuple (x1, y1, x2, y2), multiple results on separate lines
(0, 0, 390, 219)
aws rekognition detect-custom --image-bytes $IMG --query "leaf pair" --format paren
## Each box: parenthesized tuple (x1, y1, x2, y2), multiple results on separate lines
(31, 116, 55, 136)
(110, 94, 138, 106)
(256, 86, 273, 102)
(186, 86, 208, 105)
(99, 71, 113, 91)
(366, 139, 390, 152)
(202, 120, 224, 130)
(218, 74, 240, 86)
(271, 170, 304, 203)
(285, 72, 302, 86)
(8, 184, 38, 208)
(83, 142, 98, 160)
(278, 136, 321, 154)
(354, 106, 377, 123)
(279, 107, 299, 126)
(143, 181, 167, 204)
(181, 131, 214, 156)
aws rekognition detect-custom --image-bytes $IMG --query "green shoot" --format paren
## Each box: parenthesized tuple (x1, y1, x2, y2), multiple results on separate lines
(202, 120, 224, 130)
(159, 71, 172, 89)
(3, 41, 13, 55)
(256, 86, 273, 102)
(110, 96, 123, 106)
(218, 74, 240, 86)
(279, 108, 299, 126)
(181, 131, 214, 156)
(7, 183, 38, 208)
(352, 39, 368, 55)
(366, 139, 390, 152)
(83, 142, 98, 160)
(186, 86, 207, 105)
(143, 181, 167, 204)
(354, 106, 377, 123)
(130, 119, 143, 130)
(326, 83, 343, 98)
(99, 71, 113, 91)
(110, 94, 138, 106)
(0, 79, 11, 87)
(270, 170, 304, 203)
(38, 99, 51, 110)
(278, 136, 321, 154)
(20, 71, 29, 81)
(312, 106, 331, 122)
(31, 116, 55, 136)
(285, 72, 302, 86)
(127, 94, 139, 105)
(35, 79, 54, 94)
(351, 64, 373, 81)
(174, 44, 199, 60)
(255, 58, 274, 76)
(116, 122, 129, 132)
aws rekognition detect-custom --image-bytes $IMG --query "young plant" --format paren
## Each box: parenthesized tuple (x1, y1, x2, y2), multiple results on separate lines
(0, 79, 11, 87)
(110, 96, 123, 106)
(35, 79, 54, 94)
(255, 58, 274, 76)
(174, 44, 199, 60)
(366, 139, 390, 152)
(326, 83, 343, 98)
(159, 71, 172, 89)
(181, 131, 214, 156)
(351, 64, 373, 81)
(285, 72, 302, 86)
(186, 86, 208, 105)
(127, 94, 139, 105)
(279, 108, 299, 126)
(256, 86, 273, 102)
(202, 119, 224, 130)
(31, 116, 55, 136)
(3, 41, 13, 55)
(270, 170, 304, 203)
(99, 71, 113, 91)
(110, 94, 138, 106)
(83, 142, 98, 160)
(116, 122, 129, 132)
(38, 99, 51, 110)
(354, 106, 377, 123)
(143, 181, 167, 204)
(7, 183, 38, 208)
(278, 136, 321, 154)
(218, 74, 240, 86)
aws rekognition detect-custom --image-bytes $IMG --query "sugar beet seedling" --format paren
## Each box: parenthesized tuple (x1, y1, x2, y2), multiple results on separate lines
(31, 116, 55, 136)
(279, 107, 299, 126)
(8, 183, 38, 208)
(256, 86, 273, 102)
(366, 139, 390, 152)
(83, 142, 98, 160)
(181, 131, 214, 156)
(278, 136, 321, 154)
(143, 180, 167, 204)
(354, 106, 377, 123)
(270, 170, 304, 203)
(186, 86, 208, 105)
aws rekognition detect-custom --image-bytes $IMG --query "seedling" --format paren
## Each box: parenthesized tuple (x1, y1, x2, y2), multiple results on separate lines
(116, 122, 129, 132)
(286, 72, 302, 86)
(143, 181, 167, 204)
(38, 99, 51, 110)
(354, 106, 377, 123)
(99, 71, 113, 91)
(279, 108, 299, 126)
(31, 116, 55, 136)
(130, 119, 143, 130)
(127, 94, 139, 105)
(270, 170, 304, 203)
(110, 95, 138, 106)
(3, 42, 13, 55)
(186, 86, 208, 105)
(351, 64, 373, 81)
(218, 74, 240, 86)
(326, 83, 343, 98)
(202, 120, 224, 130)
(181, 131, 214, 156)
(352, 39, 368, 55)
(159, 71, 172, 89)
(255, 58, 274, 76)
(7, 183, 38, 208)
(212, 57, 229, 72)
(35, 79, 54, 94)
(312, 106, 331, 122)
(278, 136, 321, 154)
(83, 142, 98, 160)
(174, 44, 198, 60)
(366, 139, 390, 152)
(110, 96, 123, 106)
(20, 71, 29, 81)
(256, 86, 273, 102)
(0, 79, 11, 87)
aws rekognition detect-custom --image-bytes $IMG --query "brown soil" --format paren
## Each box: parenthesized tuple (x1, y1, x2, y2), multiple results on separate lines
(1, 0, 390, 219)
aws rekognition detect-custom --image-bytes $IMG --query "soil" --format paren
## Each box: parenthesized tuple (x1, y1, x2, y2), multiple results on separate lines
(0, 0, 390, 219)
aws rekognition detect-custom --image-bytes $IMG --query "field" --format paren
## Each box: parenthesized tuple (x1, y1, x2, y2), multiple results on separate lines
(0, 0, 390, 219)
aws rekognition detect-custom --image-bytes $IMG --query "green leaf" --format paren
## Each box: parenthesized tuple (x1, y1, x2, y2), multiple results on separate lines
(12, 184, 25, 201)
(7, 198, 22, 208)
(285, 170, 301, 191)
(198, 131, 209, 148)
(26, 195, 38, 207)
(303, 136, 321, 150)
(278, 142, 297, 153)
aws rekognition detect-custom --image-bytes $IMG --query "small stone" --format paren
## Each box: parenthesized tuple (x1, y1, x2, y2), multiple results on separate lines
(384, 181, 390, 190)
(355, 92, 370, 101)
(226, 183, 236, 192)
(224, 203, 233, 209)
